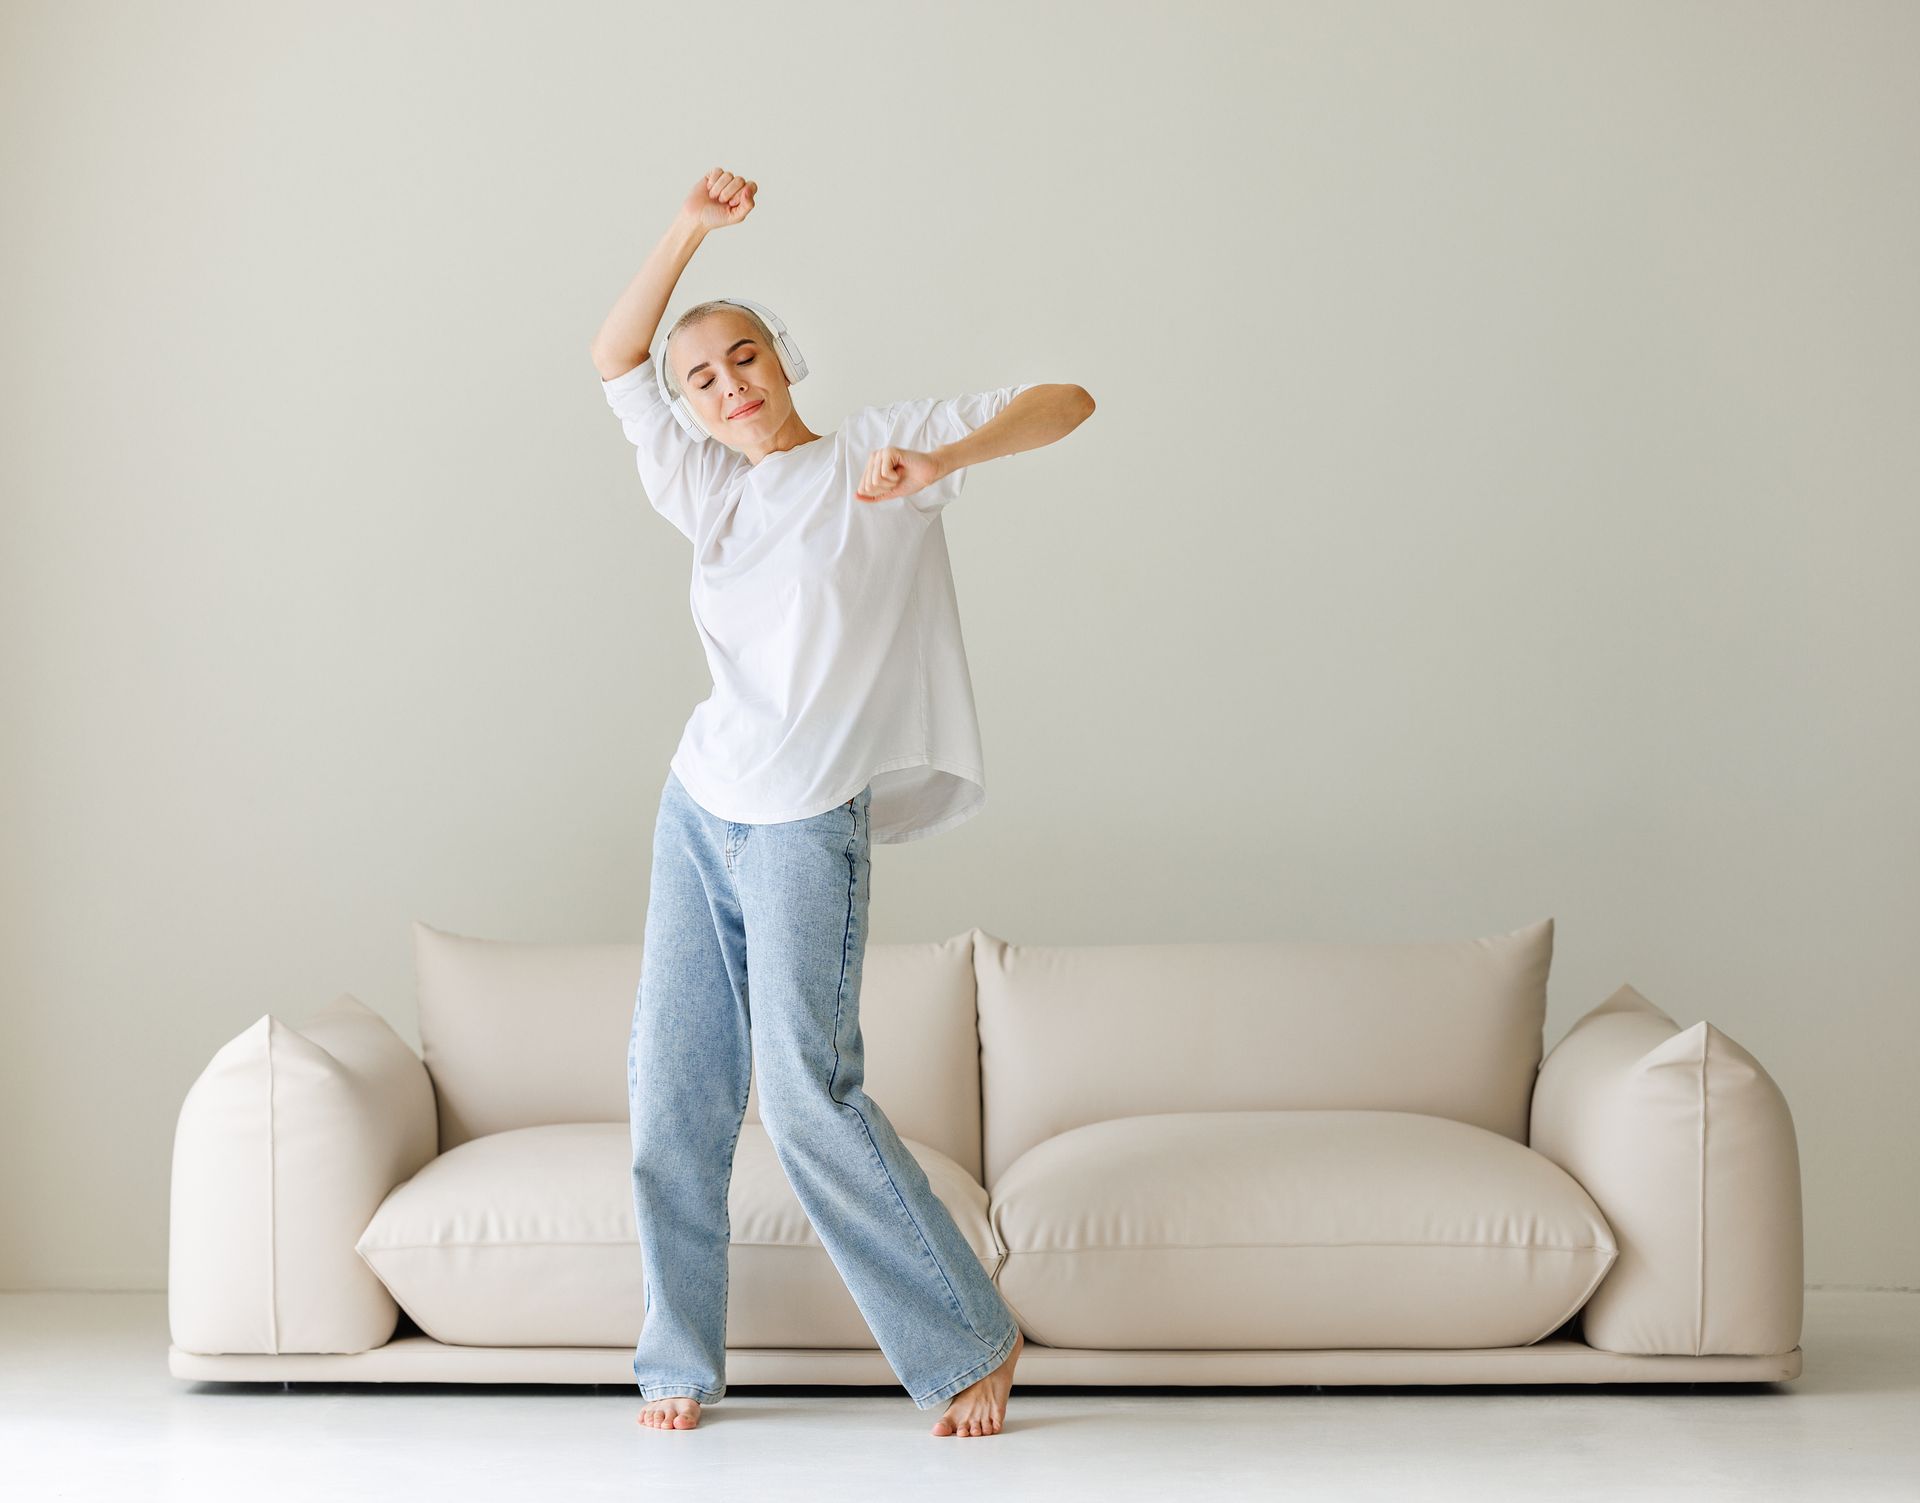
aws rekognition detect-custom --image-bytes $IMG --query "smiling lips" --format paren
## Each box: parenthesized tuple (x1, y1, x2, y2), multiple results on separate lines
(729, 399, 764, 420)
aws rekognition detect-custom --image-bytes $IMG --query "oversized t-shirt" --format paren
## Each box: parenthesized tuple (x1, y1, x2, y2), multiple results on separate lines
(601, 355, 1034, 843)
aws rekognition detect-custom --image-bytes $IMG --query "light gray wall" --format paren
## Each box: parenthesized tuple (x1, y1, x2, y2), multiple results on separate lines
(3, 2, 1914, 1293)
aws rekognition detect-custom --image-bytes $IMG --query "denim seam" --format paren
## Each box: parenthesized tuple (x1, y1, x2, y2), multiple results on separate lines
(711, 1056, 751, 1397)
(826, 796, 994, 1350)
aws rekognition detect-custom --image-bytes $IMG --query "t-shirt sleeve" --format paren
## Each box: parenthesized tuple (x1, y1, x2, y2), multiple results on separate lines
(599, 354, 748, 543)
(875, 383, 1037, 517)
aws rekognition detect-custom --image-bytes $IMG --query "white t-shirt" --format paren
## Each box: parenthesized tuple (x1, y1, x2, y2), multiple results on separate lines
(601, 355, 1033, 843)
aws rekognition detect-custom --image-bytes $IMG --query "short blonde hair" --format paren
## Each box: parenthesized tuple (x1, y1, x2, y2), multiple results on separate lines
(662, 300, 779, 399)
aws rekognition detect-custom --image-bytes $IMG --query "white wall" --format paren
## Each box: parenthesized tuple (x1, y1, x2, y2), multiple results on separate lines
(3, 1, 1914, 1292)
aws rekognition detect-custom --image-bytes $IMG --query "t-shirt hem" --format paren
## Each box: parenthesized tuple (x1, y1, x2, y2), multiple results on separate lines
(669, 749, 984, 837)
(872, 795, 985, 844)
(871, 751, 986, 844)
(671, 752, 857, 825)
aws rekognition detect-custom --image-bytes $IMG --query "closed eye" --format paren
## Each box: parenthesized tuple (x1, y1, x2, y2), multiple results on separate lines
(698, 355, 755, 391)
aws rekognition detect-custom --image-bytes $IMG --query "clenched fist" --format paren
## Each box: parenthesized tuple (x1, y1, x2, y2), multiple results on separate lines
(683, 168, 757, 231)
(856, 444, 947, 503)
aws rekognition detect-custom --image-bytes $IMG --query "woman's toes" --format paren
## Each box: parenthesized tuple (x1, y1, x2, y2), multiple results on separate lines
(637, 1397, 700, 1430)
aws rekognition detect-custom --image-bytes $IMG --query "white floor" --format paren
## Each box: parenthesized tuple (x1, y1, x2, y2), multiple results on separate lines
(1, 1291, 1910, 1502)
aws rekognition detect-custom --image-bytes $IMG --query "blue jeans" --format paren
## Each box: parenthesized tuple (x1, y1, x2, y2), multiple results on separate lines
(628, 768, 1020, 1410)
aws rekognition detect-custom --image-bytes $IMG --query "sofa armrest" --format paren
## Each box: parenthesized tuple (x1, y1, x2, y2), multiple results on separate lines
(169, 993, 438, 1355)
(1528, 983, 1802, 1356)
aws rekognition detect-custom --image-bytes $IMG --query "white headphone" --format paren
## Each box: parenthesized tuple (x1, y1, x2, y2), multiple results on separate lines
(653, 296, 809, 440)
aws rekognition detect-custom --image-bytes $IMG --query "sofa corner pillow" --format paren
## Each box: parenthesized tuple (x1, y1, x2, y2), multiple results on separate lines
(169, 993, 438, 1356)
(1529, 983, 1803, 1356)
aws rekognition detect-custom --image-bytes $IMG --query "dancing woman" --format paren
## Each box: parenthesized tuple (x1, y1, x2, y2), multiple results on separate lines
(591, 167, 1095, 1437)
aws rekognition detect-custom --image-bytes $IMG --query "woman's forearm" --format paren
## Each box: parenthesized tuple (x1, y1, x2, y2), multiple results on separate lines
(930, 385, 1096, 478)
(590, 213, 709, 380)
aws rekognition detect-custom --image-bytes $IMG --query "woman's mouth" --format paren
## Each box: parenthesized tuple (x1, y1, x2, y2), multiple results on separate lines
(728, 400, 764, 420)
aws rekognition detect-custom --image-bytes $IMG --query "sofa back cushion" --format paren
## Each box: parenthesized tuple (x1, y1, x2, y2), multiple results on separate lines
(974, 917, 1554, 1189)
(414, 922, 986, 1182)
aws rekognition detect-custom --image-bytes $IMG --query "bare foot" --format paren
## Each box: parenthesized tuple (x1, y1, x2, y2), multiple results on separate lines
(636, 1396, 701, 1430)
(930, 1329, 1024, 1437)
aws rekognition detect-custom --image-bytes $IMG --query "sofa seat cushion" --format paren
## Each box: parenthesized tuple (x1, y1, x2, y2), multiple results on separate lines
(354, 1121, 999, 1349)
(990, 1109, 1617, 1350)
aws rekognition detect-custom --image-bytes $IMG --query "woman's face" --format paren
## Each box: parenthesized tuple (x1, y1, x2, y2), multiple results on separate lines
(670, 312, 789, 443)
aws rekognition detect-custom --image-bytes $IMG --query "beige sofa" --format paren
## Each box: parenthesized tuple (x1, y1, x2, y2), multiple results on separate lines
(167, 916, 1804, 1388)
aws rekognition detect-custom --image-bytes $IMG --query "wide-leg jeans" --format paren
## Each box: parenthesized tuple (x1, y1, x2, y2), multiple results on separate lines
(628, 767, 1020, 1410)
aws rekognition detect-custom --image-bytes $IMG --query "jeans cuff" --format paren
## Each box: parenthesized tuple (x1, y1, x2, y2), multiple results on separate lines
(639, 1383, 722, 1403)
(910, 1320, 1021, 1410)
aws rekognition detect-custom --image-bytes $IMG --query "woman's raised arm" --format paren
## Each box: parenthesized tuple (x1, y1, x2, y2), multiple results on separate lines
(590, 169, 759, 381)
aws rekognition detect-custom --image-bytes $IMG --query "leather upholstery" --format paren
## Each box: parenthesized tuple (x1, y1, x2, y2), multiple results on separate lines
(1530, 983, 1803, 1356)
(168, 919, 1805, 1385)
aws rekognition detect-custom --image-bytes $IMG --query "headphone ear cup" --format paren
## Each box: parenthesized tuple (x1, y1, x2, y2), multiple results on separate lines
(671, 399, 707, 440)
(775, 330, 807, 384)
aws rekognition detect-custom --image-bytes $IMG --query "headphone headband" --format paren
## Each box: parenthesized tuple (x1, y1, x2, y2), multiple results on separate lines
(653, 296, 809, 440)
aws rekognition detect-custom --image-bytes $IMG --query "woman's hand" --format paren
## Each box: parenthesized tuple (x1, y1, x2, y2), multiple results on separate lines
(856, 445, 946, 503)
(682, 168, 758, 231)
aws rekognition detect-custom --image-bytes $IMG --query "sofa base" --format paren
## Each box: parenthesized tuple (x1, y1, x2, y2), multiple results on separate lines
(169, 1336, 1801, 1387)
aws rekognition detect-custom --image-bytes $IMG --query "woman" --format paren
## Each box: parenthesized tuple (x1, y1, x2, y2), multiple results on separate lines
(591, 167, 1094, 1438)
